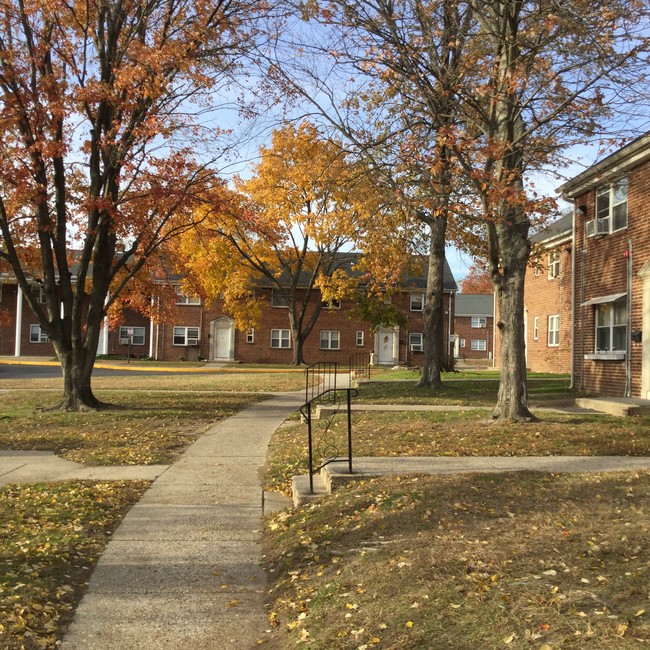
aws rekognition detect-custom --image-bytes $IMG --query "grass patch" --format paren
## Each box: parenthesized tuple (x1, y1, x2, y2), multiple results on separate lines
(0, 390, 263, 465)
(264, 411, 650, 495)
(0, 371, 305, 393)
(264, 471, 650, 648)
(356, 377, 573, 405)
(0, 480, 149, 649)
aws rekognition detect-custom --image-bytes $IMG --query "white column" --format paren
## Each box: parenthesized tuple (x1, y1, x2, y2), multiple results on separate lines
(14, 284, 23, 357)
(149, 297, 155, 358)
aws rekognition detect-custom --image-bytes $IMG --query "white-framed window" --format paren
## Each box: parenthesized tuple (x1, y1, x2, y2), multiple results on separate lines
(471, 339, 486, 351)
(246, 328, 255, 344)
(471, 316, 487, 328)
(31, 285, 47, 304)
(320, 330, 340, 350)
(534, 264, 541, 277)
(547, 250, 560, 279)
(119, 326, 146, 345)
(596, 301, 626, 352)
(29, 324, 49, 343)
(409, 292, 425, 311)
(409, 332, 423, 352)
(173, 326, 200, 346)
(174, 286, 201, 305)
(321, 298, 341, 310)
(533, 316, 539, 341)
(594, 177, 628, 234)
(460, 338, 466, 348)
(548, 315, 560, 347)
(356, 330, 364, 347)
(271, 329, 291, 348)
(271, 289, 290, 308)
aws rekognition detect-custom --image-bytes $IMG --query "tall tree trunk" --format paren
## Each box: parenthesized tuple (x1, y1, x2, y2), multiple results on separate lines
(54, 343, 103, 411)
(417, 216, 447, 389)
(490, 220, 534, 422)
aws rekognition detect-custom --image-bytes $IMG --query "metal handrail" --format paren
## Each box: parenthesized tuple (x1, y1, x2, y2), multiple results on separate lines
(300, 387, 358, 493)
(349, 352, 371, 384)
(304, 361, 338, 403)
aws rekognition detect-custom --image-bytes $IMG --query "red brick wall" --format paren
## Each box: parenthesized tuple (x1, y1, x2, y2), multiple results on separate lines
(572, 161, 650, 397)
(524, 244, 572, 373)
(454, 316, 494, 359)
(0, 280, 454, 368)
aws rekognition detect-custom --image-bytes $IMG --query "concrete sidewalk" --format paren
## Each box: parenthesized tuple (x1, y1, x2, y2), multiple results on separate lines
(0, 450, 169, 485)
(59, 392, 303, 650)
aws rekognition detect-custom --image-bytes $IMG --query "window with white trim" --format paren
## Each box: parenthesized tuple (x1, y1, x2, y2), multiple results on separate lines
(596, 301, 626, 352)
(471, 316, 486, 328)
(119, 326, 145, 345)
(321, 298, 341, 310)
(246, 328, 254, 344)
(271, 289, 290, 308)
(174, 286, 201, 305)
(271, 329, 290, 348)
(547, 251, 560, 279)
(409, 292, 425, 311)
(409, 332, 423, 352)
(29, 324, 49, 343)
(31, 285, 47, 304)
(533, 316, 539, 341)
(356, 331, 364, 347)
(595, 177, 628, 234)
(548, 315, 560, 347)
(471, 339, 486, 351)
(320, 330, 340, 350)
(173, 326, 200, 346)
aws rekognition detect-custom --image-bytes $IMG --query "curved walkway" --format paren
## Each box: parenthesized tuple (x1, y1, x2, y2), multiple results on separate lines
(59, 392, 303, 650)
(4, 391, 650, 648)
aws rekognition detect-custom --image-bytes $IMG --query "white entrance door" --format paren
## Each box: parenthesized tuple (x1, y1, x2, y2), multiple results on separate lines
(377, 328, 396, 365)
(212, 317, 234, 361)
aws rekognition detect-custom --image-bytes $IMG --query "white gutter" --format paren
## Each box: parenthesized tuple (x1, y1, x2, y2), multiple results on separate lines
(14, 285, 22, 357)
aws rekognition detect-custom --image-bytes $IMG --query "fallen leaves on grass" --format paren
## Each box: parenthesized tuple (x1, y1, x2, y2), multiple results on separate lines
(0, 480, 149, 649)
(263, 471, 650, 648)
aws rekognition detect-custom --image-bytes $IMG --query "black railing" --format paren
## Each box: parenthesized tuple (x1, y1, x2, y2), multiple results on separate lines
(304, 361, 338, 404)
(300, 387, 358, 493)
(349, 352, 371, 385)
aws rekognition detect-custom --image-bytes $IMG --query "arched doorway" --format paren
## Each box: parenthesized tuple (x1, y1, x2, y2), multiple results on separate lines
(211, 316, 235, 361)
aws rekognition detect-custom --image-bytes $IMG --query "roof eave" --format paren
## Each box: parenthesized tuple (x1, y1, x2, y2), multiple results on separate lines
(558, 132, 650, 199)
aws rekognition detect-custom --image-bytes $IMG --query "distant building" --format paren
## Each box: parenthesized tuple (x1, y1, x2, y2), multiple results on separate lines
(524, 212, 573, 373)
(453, 294, 494, 360)
(0, 255, 458, 368)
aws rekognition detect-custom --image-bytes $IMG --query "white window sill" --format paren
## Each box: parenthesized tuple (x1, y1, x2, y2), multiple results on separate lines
(584, 353, 625, 361)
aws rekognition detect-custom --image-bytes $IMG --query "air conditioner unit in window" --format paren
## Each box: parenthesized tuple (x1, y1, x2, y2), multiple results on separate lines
(119, 337, 129, 345)
(409, 345, 422, 352)
(595, 218, 610, 235)
(585, 219, 596, 237)
(188, 337, 199, 346)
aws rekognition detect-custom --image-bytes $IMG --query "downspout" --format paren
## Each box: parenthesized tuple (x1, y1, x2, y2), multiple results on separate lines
(569, 204, 577, 389)
(580, 248, 585, 391)
(447, 291, 454, 367)
(626, 238, 633, 397)
(149, 296, 155, 359)
(14, 284, 23, 357)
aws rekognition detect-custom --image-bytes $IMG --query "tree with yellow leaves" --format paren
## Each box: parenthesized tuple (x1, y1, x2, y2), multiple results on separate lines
(177, 122, 391, 365)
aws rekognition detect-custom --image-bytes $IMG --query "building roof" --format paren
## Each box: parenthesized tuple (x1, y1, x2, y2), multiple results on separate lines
(558, 130, 650, 198)
(530, 211, 572, 246)
(455, 293, 494, 317)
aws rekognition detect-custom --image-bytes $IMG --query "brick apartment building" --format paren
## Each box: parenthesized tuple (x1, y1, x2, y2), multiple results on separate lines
(453, 294, 494, 360)
(559, 130, 650, 397)
(0, 257, 458, 368)
(524, 212, 573, 373)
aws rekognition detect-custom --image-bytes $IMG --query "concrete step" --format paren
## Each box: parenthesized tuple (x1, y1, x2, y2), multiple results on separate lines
(291, 473, 329, 508)
(575, 397, 650, 417)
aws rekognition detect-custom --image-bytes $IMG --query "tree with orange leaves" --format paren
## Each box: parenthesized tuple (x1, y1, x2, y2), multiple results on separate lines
(0, 0, 261, 410)
(176, 122, 395, 365)
(460, 262, 492, 295)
